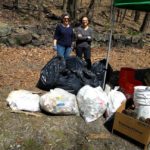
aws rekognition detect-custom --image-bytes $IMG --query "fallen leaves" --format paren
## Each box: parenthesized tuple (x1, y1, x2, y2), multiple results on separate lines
(0, 46, 150, 100)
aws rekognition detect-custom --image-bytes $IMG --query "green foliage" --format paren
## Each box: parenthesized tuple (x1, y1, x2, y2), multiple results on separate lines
(128, 28, 140, 35)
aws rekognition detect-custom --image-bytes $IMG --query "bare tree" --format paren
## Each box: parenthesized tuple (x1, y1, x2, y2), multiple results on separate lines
(134, 11, 140, 22)
(75, 0, 81, 20)
(115, 9, 127, 23)
(140, 12, 150, 33)
(116, 8, 121, 22)
(86, 0, 95, 19)
(37, 0, 43, 21)
(63, 0, 68, 12)
(99, 0, 102, 5)
(120, 9, 127, 23)
(13, 0, 19, 10)
(67, 0, 76, 19)
(63, 0, 80, 20)
(131, 10, 135, 19)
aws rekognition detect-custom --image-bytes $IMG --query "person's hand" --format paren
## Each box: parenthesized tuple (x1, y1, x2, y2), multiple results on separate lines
(87, 36, 91, 39)
(53, 45, 57, 51)
(71, 42, 76, 51)
(77, 34, 82, 37)
(86, 36, 92, 41)
(70, 47, 73, 51)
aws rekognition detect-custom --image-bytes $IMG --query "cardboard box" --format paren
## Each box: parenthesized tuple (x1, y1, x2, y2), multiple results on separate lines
(112, 102, 150, 150)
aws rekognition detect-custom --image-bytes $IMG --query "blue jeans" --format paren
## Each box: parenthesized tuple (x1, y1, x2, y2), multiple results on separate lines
(57, 44, 72, 59)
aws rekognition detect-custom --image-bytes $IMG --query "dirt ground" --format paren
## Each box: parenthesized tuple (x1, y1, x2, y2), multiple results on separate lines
(0, 45, 150, 150)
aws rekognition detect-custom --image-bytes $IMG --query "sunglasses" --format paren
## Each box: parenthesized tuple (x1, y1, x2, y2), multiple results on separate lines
(64, 17, 69, 20)
(82, 19, 88, 22)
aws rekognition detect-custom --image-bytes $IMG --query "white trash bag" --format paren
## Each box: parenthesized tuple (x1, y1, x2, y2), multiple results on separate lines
(106, 89, 126, 119)
(40, 88, 79, 115)
(6, 90, 40, 112)
(77, 85, 108, 122)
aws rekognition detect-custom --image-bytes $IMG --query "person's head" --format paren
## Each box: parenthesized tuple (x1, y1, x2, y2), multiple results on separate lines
(61, 13, 70, 26)
(81, 16, 89, 28)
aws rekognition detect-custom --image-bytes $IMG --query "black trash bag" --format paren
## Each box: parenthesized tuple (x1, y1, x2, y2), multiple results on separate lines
(56, 72, 83, 94)
(65, 56, 100, 87)
(65, 56, 86, 73)
(91, 59, 113, 87)
(79, 68, 100, 87)
(36, 56, 66, 91)
(108, 71, 119, 88)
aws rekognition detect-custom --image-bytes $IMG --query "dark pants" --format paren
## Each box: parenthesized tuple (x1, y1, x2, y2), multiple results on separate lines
(76, 46, 91, 69)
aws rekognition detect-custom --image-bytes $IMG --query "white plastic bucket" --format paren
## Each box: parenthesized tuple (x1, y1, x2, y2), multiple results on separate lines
(133, 86, 150, 119)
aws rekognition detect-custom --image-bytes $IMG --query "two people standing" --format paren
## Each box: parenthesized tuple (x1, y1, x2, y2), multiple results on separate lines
(53, 14, 93, 69)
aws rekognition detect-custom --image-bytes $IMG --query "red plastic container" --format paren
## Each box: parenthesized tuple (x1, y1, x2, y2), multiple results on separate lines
(119, 67, 135, 88)
(123, 80, 143, 95)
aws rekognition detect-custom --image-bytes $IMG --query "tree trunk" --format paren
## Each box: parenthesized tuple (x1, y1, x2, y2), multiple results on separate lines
(134, 11, 140, 22)
(75, 0, 80, 20)
(140, 12, 150, 33)
(14, 0, 19, 10)
(86, 0, 95, 19)
(120, 9, 127, 23)
(37, 0, 43, 21)
(66, 0, 80, 20)
(27, 0, 32, 15)
(66, 0, 75, 19)
(63, 0, 68, 12)
(116, 8, 120, 22)
(99, 0, 102, 5)
(131, 10, 135, 18)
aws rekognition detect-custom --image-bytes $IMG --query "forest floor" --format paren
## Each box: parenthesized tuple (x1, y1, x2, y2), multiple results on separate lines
(0, 45, 150, 150)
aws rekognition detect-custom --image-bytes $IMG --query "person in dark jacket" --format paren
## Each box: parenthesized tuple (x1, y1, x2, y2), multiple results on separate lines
(75, 16, 93, 69)
(53, 13, 74, 59)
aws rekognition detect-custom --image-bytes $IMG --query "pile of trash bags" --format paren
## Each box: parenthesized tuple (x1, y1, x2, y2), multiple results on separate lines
(6, 85, 126, 123)
(6, 56, 127, 123)
(36, 56, 113, 94)
(6, 58, 149, 123)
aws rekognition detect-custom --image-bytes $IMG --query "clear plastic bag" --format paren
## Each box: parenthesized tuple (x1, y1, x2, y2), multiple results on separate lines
(40, 88, 79, 115)
(6, 90, 40, 112)
(77, 85, 108, 122)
